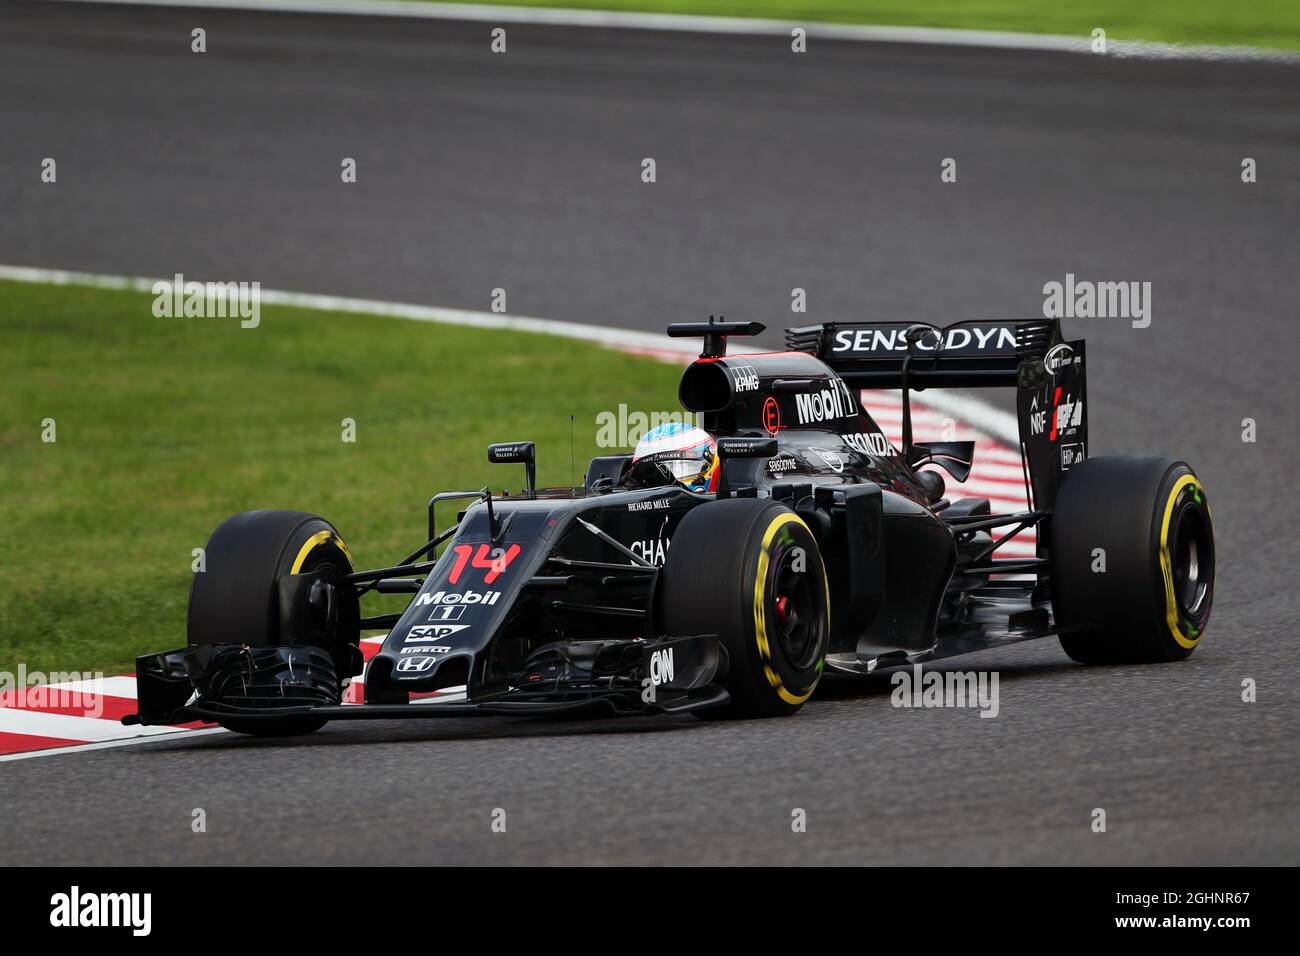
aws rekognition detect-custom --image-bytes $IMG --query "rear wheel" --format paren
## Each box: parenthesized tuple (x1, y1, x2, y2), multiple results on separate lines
(1051, 457, 1214, 664)
(656, 498, 830, 717)
(188, 510, 359, 736)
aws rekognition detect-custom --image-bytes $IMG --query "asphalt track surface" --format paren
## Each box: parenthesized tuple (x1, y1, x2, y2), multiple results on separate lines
(1, 2, 1298, 865)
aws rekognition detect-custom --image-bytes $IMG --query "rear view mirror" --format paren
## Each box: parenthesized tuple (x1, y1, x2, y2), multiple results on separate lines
(716, 437, 777, 498)
(488, 441, 536, 498)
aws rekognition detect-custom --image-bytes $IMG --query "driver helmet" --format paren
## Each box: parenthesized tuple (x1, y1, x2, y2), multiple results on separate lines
(632, 422, 719, 492)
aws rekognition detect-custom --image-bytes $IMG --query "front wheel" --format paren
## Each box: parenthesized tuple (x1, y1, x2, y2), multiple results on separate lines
(1051, 457, 1214, 664)
(656, 498, 830, 717)
(188, 510, 359, 736)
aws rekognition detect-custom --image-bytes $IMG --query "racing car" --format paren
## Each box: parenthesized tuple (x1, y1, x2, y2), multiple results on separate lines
(126, 317, 1215, 736)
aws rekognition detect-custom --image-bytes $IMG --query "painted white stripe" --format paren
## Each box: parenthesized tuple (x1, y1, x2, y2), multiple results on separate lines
(41, 675, 140, 699)
(0, 708, 190, 742)
(0, 727, 230, 763)
(0, 263, 1016, 445)
(410, 690, 468, 704)
(39, 0, 1298, 62)
(0, 264, 709, 360)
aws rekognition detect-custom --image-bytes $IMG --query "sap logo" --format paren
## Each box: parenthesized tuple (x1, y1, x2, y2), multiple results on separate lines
(427, 605, 466, 622)
(416, 589, 501, 606)
(730, 363, 759, 393)
(630, 537, 670, 567)
(649, 648, 675, 686)
(407, 624, 469, 642)
(1043, 343, 1075, 376)
(795, 380, 854, 425)
(841, 431, 892, 457)
(50, 886, 151, 936)
(395, 656, 436, 673)
(401, 645, 450, 654)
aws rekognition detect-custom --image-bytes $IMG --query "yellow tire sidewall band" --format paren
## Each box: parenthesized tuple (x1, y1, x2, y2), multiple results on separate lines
(290, 529, 353, 574)
(1158, 474, 1202, 649)
(752, 512, 830, 706)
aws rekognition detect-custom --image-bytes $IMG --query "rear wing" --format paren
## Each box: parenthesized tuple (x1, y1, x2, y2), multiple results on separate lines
(786, 318, 1087, 510)
(785, 319, 1057, 388)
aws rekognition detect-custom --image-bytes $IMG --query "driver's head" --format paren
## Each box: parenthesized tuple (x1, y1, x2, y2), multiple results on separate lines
(632, 423, 719, 492)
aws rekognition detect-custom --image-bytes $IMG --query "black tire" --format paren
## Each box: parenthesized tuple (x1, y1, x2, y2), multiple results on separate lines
(1051, 457, 1214, 664)
(188, 510, 358, 736)
(656, 498, 830, 717)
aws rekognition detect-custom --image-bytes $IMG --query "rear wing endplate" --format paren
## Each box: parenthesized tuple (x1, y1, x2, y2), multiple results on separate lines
(787, 318, 1088, 510)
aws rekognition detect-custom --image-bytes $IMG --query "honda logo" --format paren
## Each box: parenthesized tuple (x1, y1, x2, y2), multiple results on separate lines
(395, 656, 436, 673)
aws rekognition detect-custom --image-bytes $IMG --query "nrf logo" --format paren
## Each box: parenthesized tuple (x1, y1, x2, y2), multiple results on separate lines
(50, 886, 151, 936)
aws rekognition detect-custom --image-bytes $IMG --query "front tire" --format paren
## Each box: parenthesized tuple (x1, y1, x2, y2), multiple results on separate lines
(656, 498, 830, 717)
(1051, 457, 1214, 664)
(188, 510, 359, 736)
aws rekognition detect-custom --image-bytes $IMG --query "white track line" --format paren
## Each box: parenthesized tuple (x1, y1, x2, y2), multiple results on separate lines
(0, 708, 188, 742)
(0, 264, 1020, 444)
(0, 264, 702, 360)
(43, 675, 140, 698)
(39, 0, 1299, 62)
(0, 728, 229, 763)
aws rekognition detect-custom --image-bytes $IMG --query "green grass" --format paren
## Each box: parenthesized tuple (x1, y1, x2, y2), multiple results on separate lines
(0, 280, 682, 675)
(398, 0, 1300, 50)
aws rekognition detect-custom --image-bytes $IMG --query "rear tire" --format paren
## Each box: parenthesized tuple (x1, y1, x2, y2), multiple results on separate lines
(1051, 457, 1214, 664)
(188, 510, 359, 736)
(656, 498, 829, 717)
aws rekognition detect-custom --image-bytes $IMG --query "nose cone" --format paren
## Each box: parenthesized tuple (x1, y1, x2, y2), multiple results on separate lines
(367, 651, 473, 700)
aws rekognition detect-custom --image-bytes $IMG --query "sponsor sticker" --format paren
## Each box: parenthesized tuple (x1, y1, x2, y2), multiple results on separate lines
(649, 647, 675, 686)
(1060, 442, 1086, 469)
(1043, 343, 1075, 376)
(407, 624, 470, 642)
(415, 589, 501, 606)
(841, 431, 893, 457)
(629, 537, 670, 567)
(832, 324, 1018, 356)
(794, 380, 855, 426)
(729, 363, 759, 393)
(768, 453, 799, 476)
(628, 497, 671, 512)
(763, 396, 782, 434)
(808, 448, 845, 473)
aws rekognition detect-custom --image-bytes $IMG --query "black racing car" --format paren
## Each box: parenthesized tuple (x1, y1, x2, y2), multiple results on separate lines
(127, 317, 1215, 736)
